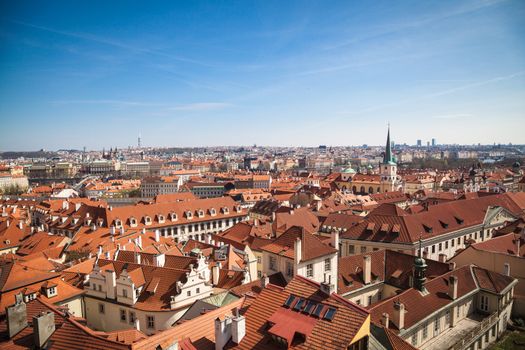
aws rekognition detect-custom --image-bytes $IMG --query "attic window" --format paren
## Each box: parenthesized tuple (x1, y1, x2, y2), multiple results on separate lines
(366, 223, 376, 232)
(144, 216, 152, 225)
(454, 216, 464, 225)
(186, 211, 193, 219)
(158, 215, 165, 223)
(198, 210, 204, 218)
(222, 207, 229, 214)
(210, 208, 217, 216)
(130, 217, 137, 227)
(115, 219, 122, 227)
(380, 224, 390, 233)
(235, 205, 242, 213)
(170, 212, 178, 221)
(439, 220, 448, 229)
(423, 224, 433, 233)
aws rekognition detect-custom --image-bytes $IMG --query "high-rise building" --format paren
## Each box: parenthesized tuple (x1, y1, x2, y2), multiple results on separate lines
(417, 139, 422, 147)
(432, 138, 436, 147)
(427, 141, 430, 148)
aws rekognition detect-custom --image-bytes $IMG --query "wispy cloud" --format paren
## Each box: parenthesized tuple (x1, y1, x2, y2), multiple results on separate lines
(51, 99, 166, 107)
(432, 113, 473, 119)
(8, 19, 213, 67)
(169, 103, 233, 111)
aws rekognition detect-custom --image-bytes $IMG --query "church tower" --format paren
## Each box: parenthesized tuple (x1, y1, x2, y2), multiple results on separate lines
(380, 125, 397, 192)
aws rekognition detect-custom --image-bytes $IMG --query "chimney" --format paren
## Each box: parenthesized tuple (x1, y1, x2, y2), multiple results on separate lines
(331, 229, 339, 250)
(363, 255, 372, 284)
(393, 302, 405, 330)
(120, 226, 125, 235)
(438, 253, 447, 263)
(448, 275, 458, 300)
(18, 222, 23, 230)
(105, 251, 111, 259)
(154, 253, 165, 267)
(134, 317, 140, 332)
(6, 294, 27, 338)
(135, 253, 142, 265)
(205, 233, 211, 244)
(110, 226, 115, 235)
(320, 273, 336, 295)
(261, 274, 269, 289)
(105, 270, 117, 299)
(382, 313, 390, 329)
(33, 312, 55, 348)
(503, 263, 511, 276)
(294, 237, 302, 263)
(449, 262, 456, 271)
(97, 245, 103, 257)
(91, 223, 97, 231)
(154, 229, 160, 242)
(214, 316, 232, 350)
(136, 236, 142, 249)
(231, 308, 246, 344)
(212, 264, 220, 285)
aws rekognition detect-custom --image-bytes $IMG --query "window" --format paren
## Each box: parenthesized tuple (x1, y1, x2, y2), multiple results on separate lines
(348, 245, 355, 254)
(257, 271, 262, 278)
(355, 299, 361, 305)
(432, 245, 436, 253)
(324, 258, 331, 272)
(360, 246, 367, 253)
(411, 334, 417, 346)
(445, 241, 448, 249)
(434, 318, 439, 336)
(306, 264, 313, 278)
(480, 295, 489, 312)
(98, 285, 102, 292)
(129, 311, 136, 324)
(445, 310, 450, 325)
(196, 288, 200, 294)
(438, 243, 442, 251)
(120, 309, 127, 322)
(269, 256, 277, 271)
(122, 288, 128, 298)
(422, 322, 428, 339)
(99, 303, 105, 314)
(451, 239, 455, 247)
(187, 290, 191, 297)
(147, 315, 155, 329)
(286, 262, 294, 277)
(367, 295, 372, 306)
(257, 256, 261, 264)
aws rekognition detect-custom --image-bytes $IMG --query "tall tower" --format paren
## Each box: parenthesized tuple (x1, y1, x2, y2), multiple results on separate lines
(380, 125, 397, 192)
(138, 133, 142, 149)
(414, 239, 427, 292)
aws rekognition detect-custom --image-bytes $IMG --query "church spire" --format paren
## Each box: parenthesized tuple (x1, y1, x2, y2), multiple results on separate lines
(383, 124, 394, 165)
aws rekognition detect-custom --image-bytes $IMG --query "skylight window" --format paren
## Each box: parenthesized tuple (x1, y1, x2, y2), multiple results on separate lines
(323, 307, 336, 321)
(293, 298, 305, 311)
(312, 304, 324, 318)
(303, 301, 317, 314)
(283, 295, 295, 308)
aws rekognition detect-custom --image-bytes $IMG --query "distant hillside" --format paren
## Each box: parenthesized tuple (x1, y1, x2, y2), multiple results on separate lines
(0, 151, 58, 160)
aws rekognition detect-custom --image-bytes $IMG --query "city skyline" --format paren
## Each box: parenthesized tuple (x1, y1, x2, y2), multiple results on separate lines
(1, 0, 525, 151)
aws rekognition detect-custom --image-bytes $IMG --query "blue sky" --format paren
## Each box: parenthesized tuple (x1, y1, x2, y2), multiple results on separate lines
(0, 0, 524, 151)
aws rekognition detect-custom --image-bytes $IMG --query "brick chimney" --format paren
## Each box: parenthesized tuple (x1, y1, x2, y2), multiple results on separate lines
(294, 237, 302, 263)
(231, 308, 246, 344)
(363, 255, 372, 285)
(33, 312, 55, 348)
(105, 270, 117, 299)
(448, 275, 458, 300)
(393, 301, 405, 330)
(6, 294, 27, 338)
(382, 313, 390, 329)
(261, 274, 269, 289)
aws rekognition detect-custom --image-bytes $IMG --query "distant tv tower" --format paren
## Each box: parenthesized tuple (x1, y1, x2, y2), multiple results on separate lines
(138, 133, 142, 149)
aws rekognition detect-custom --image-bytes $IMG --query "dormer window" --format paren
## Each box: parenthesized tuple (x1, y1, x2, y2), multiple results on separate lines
(158, 214, 165, 224)
(129, 217, 137, 227)
(235, 205, 242, 213)
(115, 219, 122, 228)
(423, 224, 433, 233)
(42, 283, 58, 298)
(198, 209, 204, 218)
(144, 216, 152, 225)
(170, 212, 178, 221)
(186, 211, 193, 219)
(210, 208, 217, 216)
(222, 207, 229, 214)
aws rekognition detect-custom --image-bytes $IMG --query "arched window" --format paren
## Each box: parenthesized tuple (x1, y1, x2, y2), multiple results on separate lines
(368, 187, 374, 194)
(352, 186, 357, 193)
(377, 187, 381, 193)
(360, 186, 365, 194)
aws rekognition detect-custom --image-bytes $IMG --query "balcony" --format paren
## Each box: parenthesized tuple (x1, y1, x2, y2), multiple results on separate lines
(420, 312, 498, 350)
